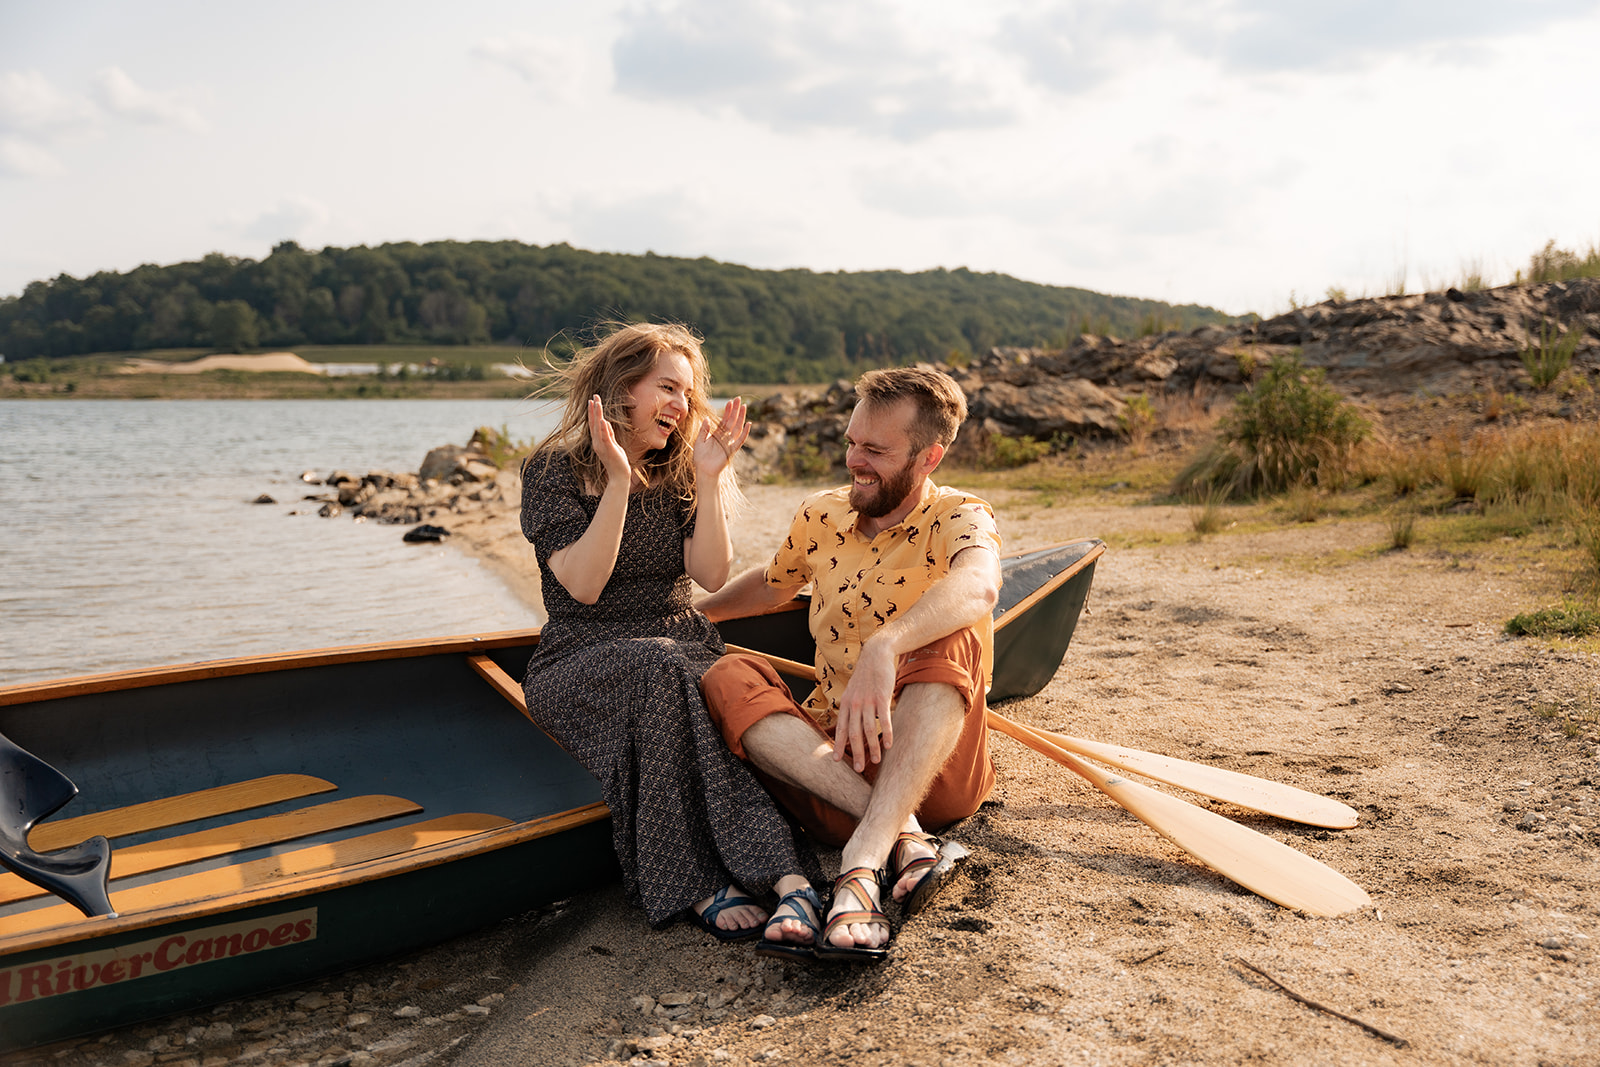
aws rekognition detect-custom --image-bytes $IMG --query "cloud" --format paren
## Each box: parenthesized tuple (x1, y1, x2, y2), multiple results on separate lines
(241, 196, 331, 243)
(92, 67, 208, 134)
(998, 0, 1600, 94)
(0, 70, 97, 136)
(0, 136, 64, 178)
(612, 0, 1017, 141)
(471, 34, 590, 101)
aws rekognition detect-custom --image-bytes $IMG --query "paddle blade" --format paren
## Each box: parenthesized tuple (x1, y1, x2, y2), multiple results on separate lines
(989, 715, 1371, 916)
(1036, 727, 1360, 829)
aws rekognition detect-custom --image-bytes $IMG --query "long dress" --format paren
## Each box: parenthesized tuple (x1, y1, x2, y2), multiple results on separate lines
(520, 454, 818, 925)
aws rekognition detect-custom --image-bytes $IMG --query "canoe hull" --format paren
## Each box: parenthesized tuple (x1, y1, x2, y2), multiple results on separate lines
(0, 821, 615, 1050)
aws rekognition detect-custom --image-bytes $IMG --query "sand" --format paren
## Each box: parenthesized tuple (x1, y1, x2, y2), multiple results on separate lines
(23, 486, 1599, 1067)
(119, 352, 323, 374)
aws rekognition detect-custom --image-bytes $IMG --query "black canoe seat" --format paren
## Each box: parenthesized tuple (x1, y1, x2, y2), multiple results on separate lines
(0, 732, 115, 919)
(3, 813, 512, 939)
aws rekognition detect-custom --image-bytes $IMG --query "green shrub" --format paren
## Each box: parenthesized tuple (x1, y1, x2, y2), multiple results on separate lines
(979, 432, 1052, 470)
(1520, 318, 1583, 389)
(1387, 504, 1417, 549)
(1186, 485, 1228, 537)
(1505, 599, 1600, 638)
(1172, 353, 1370, 499)
(1526, 239, 1600, 283)
(1118, 395, 1156, 455)
(782, 441, 834, 480)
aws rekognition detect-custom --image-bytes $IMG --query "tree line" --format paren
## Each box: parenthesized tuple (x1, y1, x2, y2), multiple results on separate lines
(1, 240, 1234, 383)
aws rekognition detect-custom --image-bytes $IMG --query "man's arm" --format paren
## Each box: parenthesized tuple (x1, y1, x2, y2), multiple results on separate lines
(831, 544, 1001, 770)
(695, 565, 798, 623)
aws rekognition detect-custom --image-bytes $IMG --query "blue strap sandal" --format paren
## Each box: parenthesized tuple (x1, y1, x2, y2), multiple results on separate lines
(690, 885, 766, 942)
(755, 884, 824, 960)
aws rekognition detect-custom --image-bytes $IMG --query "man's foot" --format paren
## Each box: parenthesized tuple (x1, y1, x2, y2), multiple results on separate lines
(815, 867, 890, 962)
(690, 885, 767, 942)
(756, 882, 823, 960)
(888, 832, 968, 916)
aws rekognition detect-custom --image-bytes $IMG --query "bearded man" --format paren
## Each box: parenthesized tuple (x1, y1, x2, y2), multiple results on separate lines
(698, 366, 1002, 962)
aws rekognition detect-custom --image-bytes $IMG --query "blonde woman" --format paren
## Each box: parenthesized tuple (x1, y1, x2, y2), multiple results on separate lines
(519, 322, 823, 953)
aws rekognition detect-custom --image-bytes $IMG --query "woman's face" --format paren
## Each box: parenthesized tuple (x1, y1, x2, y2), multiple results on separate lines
(622, 350, 695, 459)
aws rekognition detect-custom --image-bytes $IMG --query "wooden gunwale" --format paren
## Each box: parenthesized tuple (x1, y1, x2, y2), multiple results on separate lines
(0, 800, 610, 957)
(0, 629, 547, 708)
(992, 538, 1104, 633)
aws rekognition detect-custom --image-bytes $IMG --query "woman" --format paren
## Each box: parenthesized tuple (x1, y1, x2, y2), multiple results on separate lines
(519, 322, 822, 953)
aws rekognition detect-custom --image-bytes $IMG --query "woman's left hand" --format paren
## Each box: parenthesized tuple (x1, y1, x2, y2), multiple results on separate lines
(693, 397, 751, 479)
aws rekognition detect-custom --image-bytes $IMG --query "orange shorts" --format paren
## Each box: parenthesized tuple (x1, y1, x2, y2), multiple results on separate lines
(700, 628, 996, 847)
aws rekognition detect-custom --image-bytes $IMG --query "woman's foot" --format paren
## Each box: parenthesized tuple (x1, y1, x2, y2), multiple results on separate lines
(756, 875, 823, 959)
(690, 885, 767, 941)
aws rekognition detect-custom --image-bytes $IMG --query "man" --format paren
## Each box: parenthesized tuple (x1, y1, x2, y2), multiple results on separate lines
(698, 366, 1002, 961)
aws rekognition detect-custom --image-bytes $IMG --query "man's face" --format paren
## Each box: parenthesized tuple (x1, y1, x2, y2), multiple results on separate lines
(844, 399, 927, 519)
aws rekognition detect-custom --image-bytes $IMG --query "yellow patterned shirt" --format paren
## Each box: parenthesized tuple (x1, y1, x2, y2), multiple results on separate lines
(762, 481, 1003, 728)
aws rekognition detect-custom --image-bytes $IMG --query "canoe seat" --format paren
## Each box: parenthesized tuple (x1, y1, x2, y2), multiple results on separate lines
(2, 812, 512, 939)
(0, 732, 114, 919)
(0, 793, 424, 909)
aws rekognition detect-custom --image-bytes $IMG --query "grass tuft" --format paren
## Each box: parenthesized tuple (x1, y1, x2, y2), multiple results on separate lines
(1505, 599, 1600, 638)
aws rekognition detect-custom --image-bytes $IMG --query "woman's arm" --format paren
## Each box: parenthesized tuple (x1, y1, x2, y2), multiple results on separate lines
(683, 398, 750, 592)
(546, 396, 634, 605)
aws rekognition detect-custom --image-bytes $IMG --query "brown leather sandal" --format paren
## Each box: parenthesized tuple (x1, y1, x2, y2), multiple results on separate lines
(814, 866, 890, 963)
(889, 831, 968, 917)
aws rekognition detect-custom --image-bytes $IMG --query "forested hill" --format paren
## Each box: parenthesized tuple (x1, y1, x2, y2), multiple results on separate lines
(1, 240, 1234, 383)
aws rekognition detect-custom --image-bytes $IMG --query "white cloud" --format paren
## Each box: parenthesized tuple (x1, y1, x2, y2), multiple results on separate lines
(0, 136, 64, 178)
(0, 70, 97, 136)
(612, 0, 1018, 140)
(92, 67, 208, 134)
(471, 34, 593, 101)
(240, 196, 332, 243)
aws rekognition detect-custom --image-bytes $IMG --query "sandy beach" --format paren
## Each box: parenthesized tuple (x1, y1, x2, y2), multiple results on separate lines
(13, 485, 1598, 1067)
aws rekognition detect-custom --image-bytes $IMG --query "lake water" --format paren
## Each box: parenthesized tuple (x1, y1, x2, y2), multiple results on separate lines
(0, 399, 562, 688)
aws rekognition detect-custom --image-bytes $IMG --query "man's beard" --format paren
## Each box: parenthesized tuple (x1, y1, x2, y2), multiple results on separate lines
(849, 456, 920, 519)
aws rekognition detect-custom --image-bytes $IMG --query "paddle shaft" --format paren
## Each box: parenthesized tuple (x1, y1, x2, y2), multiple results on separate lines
(724, 645, 1357, 828)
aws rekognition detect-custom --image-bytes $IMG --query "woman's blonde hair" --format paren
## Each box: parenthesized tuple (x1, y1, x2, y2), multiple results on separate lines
(524, 321, 723, 510)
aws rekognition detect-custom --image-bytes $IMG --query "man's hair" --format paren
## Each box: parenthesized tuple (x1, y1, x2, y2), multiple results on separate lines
(854, 367, 968, 453)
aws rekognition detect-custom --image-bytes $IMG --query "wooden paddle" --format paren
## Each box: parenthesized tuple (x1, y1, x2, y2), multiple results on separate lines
(725, 645, 1357, 827)
(725, 644, 1371, 916)
(985, 713, 1371, 916)
(993, 717, 1358, 829)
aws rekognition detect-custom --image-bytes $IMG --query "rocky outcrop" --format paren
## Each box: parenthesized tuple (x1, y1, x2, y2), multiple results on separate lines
(741, 279, 1600, 476)
(282, 432, 516, 538)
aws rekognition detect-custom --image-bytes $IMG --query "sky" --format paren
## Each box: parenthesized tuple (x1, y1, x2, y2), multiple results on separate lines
(3, 0, 1599, 318)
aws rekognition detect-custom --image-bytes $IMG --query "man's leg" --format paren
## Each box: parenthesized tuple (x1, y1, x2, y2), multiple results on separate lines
(824, 678, 966, 951)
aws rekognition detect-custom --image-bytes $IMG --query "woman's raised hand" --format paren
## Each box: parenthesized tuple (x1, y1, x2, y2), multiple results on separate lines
(588, 394, 632, 488)
(694, 397, 751, 479)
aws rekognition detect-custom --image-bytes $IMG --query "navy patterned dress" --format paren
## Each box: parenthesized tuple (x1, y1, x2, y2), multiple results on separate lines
(520, 454, 817, 925)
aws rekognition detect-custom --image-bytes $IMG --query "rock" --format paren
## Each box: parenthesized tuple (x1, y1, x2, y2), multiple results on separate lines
(749, 1014, 777, 1029)
(419, 444, 497, 484)
(316, 502, 342, 518)
(392, 1005, 422, 1018)
(402, 524, 449, 543)
(252, 494, 276, 505)
(299, 470, 322, 484)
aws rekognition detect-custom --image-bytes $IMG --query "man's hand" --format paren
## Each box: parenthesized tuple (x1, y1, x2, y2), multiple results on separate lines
(832, 639, 897, 771)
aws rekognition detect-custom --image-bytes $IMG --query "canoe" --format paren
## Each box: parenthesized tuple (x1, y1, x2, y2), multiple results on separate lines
(0, 536, 1102, 1051)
